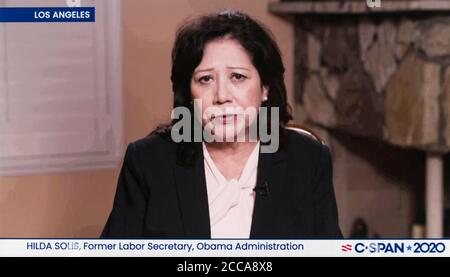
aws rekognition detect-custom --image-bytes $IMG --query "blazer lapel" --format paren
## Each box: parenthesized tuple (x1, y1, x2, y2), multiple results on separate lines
(173, 144, 211, 238)
(250, 146, 287, 238)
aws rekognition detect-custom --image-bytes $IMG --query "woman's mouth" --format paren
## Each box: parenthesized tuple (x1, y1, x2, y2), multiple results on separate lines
(211, 114, 238, 125)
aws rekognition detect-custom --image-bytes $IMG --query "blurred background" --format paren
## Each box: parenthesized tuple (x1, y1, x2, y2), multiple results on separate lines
(0, 0, 449, 238)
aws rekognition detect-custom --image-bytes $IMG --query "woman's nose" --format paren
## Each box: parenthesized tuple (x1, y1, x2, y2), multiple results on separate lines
(214, 78, 232, 104)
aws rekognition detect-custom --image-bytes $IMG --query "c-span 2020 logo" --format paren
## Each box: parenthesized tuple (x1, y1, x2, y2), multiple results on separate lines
(341, 242, 446, 254)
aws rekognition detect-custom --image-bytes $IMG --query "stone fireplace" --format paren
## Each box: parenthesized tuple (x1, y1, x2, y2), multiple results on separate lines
(269, 0, 450, 237)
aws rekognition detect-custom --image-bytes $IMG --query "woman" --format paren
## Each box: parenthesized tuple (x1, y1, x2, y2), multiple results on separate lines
(102, 10, 342, 238)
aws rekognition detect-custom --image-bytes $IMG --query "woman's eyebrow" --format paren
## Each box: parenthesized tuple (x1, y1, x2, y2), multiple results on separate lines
(194, 68, 214, 74)
(227, 66, 250, 71)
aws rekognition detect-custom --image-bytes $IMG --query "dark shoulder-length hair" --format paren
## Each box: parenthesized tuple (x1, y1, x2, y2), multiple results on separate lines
(152, 10, 292, 166)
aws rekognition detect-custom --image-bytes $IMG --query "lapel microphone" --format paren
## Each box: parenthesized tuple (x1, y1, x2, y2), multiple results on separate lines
(253, 180, 269, 196)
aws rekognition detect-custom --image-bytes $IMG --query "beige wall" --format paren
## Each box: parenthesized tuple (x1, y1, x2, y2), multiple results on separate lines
(0, 0, 294, 237)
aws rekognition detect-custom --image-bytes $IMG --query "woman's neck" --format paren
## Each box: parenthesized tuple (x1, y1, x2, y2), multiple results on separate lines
(204, 140, 258, 156)
(204, 140, 259, 180)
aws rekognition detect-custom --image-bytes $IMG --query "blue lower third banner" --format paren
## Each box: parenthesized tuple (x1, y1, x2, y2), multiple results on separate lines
(0, 7, 95, 22)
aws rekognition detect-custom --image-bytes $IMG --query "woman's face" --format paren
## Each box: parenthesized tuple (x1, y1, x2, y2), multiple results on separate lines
(190, 38, 268, 142)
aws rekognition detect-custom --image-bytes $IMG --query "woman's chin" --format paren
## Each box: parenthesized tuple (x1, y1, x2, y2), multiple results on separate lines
(207, 125, 247, 142)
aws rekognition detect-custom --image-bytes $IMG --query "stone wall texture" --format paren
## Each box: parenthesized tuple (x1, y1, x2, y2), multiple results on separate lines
(295, 16, 450, 152)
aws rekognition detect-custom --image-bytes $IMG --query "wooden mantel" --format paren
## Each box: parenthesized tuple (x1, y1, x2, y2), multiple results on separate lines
(269, 0, 450, 14)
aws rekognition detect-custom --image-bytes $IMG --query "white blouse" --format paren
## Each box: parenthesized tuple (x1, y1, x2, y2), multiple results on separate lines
(202, 142, 260, 238)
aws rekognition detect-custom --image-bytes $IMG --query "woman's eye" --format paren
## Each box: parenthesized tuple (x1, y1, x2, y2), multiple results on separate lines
(199, 76, 213, 84)
(231, 73, 247, 81)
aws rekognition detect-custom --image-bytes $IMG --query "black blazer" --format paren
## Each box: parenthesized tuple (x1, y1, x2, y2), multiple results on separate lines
(101, 128, 342, 238)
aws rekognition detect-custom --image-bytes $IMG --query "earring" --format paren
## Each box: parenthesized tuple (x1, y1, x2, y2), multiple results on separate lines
(263, 96, 268, 102)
